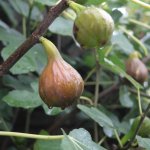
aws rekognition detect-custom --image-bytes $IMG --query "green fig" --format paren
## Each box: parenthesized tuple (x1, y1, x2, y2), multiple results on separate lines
(126, 51, 148, 83)
(131, 116, 150, 137)
(73, 6, 114, 48)
(121, 116, 150, 146)
(39, 37, 84, 108)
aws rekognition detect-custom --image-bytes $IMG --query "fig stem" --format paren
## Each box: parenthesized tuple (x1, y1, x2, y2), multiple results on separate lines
(80, 96, 94, 105)
(22, 16, 27, 37)
(0, 131, 64, 140)
(131, 0, 150, 9)
(114, 129, 123, 148)
(104, 45, 113, 57)
(39, 37, 62, 59)
(93, 48, 100, 142)
(129, 19, 150, 30)
(84, 67, 96, 82)
(137, 88, 142, 115)
(120, 26, 148, 56)
(62, 11, 76, 20)
(98, 136, 107, 145)
(67, 0, 85, 14)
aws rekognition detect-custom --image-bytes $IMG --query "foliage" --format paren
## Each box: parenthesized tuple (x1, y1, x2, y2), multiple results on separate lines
(0, 0, 150, 150)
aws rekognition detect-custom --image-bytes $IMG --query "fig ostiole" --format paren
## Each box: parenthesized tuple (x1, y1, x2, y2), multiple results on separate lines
(39, 37, 84, 109)
(68, 1, 114, 49)
(126, 51, 148, 83)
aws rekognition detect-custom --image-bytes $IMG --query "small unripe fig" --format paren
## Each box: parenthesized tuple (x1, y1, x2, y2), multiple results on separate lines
(121, 116, 150, 145)
(73, 6, 114, 48)
(131, 116, 150, 137)
(39, 37, 84, 108)
(126, 51, 148, 83)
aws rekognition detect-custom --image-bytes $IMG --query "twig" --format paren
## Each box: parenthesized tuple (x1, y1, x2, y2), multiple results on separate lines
(0, 131, 64, 140)
(99, 82, 120, 99)
(137, 88, 142, 115)
(131, 0, 150, 9)
(114, 129, 123, 148)
(0, 0, 69, 76)
(129, 19, 150, 30)
(129, 88, 150, 99)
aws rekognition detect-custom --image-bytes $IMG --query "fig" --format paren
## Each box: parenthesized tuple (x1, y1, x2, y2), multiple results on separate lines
(131, 116, 150, 137)
(126, 51, 148, 83)
(39, 37, 84, 108)
(73, 6, 114, 48)
(121, 116, 150, 145)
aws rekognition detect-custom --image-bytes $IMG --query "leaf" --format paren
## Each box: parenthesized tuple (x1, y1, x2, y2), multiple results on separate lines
(9, 0, 29, 17)
(0, 20, 9, 30)
(111, 32, 134, 54)
(78, 104, 114, 128)
(119, 86, 133, 108)
(85, 0, 105, 5)
(42, 103, 62, 116)
(8, 0, 42, 21)
(2, 75, 30, 90)
(2, 44, 37, 74)
(137, 136, 150, 150)
(0, 27, 24, 45)
(34, 0, 59, 6)
(34, 130, 62, 150)
(2, 82, 42, 109)
(111, 9, 123, 22)
(61, 128, 106, 150)
(0, 1, 17, 26)
(49, 16, 73, 36)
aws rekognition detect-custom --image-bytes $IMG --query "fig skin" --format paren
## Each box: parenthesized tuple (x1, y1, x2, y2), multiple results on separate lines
(131, 116, 150, 137)
(126, 54, 148, 83)
(73, 7, 114, 48)
(39, 37, 84, 108)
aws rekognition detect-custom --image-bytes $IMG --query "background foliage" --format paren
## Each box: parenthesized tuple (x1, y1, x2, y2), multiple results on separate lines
(0, 0, 150, 150)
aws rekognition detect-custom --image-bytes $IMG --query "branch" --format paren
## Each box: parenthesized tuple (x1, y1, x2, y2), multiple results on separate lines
(0, 0, 69, 76)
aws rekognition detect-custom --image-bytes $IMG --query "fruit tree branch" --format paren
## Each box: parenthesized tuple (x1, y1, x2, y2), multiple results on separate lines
(0, 0, 69, 76)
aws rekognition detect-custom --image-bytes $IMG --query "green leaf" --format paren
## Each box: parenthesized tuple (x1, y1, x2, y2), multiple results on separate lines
(85, 0, 105, 5)
(42, 103, 62, 116)
(61, 128, 106, 150)
(2, 82, 42, 109)
(34, 130, 62, 150)
(2, 75, 30, 90)
(111, 9, 123, 22)
(2, 44, 37, 74)
(9, 0, 29, 17)
(0, 27, 24, 45)
(0, 1, 17, 26)
(119, 86, 133, 108)
(137, 136, 150, 150)
(77, 104, 114, 128)
(0, 20, 9, 30)
(8, 0, 42, 21)
(34, 0, 59, 6)
(49, 16, 73, 36)
(111, 32, 134, 54)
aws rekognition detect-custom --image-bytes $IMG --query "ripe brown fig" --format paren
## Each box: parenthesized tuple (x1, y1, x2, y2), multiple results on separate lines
(126, 51, 148, 83)
(39, 37, 84, 108)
